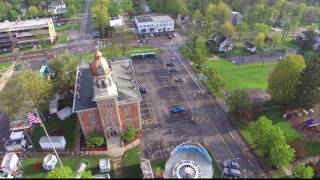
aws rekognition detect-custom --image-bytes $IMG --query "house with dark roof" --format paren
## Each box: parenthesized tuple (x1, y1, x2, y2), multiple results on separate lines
(231, 11, 243, 25)
(207, 33, 233, 53)
(296, 30, 320, 51)
(72, 48, 142, 148)
(243, 41, 256, 53)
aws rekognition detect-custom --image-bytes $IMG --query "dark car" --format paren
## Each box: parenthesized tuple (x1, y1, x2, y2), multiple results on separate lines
(174, 77, 185, 82)
(170, 106, 186, 113)
(170, 67, 179, 72)
(223, 160, 240, 170)
(139, 87, 149, 94)
(166, 62, 175, 67)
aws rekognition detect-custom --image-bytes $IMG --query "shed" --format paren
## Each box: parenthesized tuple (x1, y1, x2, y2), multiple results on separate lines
(0, 153, 19, 174)
(57, 106, 72, 120)
(39, 136, 66, 150)
(42, 154, 58, 171)
(243, 41, 256, 53)
(99, 158, 111, 173)
(9, 131, 24, 141)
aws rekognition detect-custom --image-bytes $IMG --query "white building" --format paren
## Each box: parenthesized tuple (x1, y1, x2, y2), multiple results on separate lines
(1, 153, 20, 174)
(48, 0, 67, 15)
(134, 15, 174, 34)
(110, 16, 124, 27)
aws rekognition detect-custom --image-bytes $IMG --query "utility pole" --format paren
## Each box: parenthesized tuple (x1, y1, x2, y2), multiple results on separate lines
(35, 108, 64, 167)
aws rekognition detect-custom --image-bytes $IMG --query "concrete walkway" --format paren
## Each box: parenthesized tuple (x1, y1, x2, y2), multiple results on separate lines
(111, 156, 123, 178)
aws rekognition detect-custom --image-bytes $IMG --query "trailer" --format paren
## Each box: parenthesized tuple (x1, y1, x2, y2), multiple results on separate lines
(39, 136, 66, 150)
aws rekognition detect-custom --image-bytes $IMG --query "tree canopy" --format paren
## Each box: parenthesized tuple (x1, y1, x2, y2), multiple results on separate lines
(47, 166, 75, 178)
(293, 164, 314, 178)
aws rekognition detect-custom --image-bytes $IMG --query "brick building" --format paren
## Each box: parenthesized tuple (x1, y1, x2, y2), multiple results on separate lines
(72, 49, 142, 146)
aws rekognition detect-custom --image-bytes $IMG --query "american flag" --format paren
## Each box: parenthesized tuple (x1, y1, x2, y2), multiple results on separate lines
(27, 112, 42, 124)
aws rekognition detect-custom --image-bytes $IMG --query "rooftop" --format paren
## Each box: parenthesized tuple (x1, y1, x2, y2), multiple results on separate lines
(135, 15, 173, 23)
(0, 18, 51, 32)
(73, 58, 141, 112)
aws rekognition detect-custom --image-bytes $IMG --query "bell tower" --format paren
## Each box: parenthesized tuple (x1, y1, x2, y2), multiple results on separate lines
(89, 47, 122, 138)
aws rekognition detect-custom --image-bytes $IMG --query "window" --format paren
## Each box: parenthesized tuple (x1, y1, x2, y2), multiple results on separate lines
(101, 80, 106, 88)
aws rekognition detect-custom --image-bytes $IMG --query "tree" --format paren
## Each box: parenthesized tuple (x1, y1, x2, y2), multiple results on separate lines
(7, 10, 17, 21)
(116, 26, 132, 55)
(108, 2, 120, 17)
(226, 90, 253, 120)
(293, 164, 314, 178)
(294, 59, 320, 109)
(47, 166, 75, 178)
(254, 23, 270, 34)
(204, 68, 225, 96)
(272, 33, 283, 48)
(237, 22, 249, 40)
(68, 4, 77, 15)
(254, 33, 265, 49)
(165, 0, 187, 15)
(85, 133, 105, 148)
(120, 0, 133, 13)
(190, 36, 207, 67)
(218, 21, 234, 38)
(81, 170, 93, 178)
(27, 6, 39, 18)
(92, 0, 111, 37)
(214, 2, 232, 24)
(269, 143, 295, 168)
(268, 55, 306, 106)
(121, 125, 139, 143)
(48, 53, 81, 93)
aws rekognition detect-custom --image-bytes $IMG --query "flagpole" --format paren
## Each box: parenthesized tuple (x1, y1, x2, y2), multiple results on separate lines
(34, 108, 64, 167)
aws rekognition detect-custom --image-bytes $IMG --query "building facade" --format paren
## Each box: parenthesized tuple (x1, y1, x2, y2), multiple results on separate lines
(0, 18, 57, 51)
(134, 15, 174, 34)
(72, 49, 142, 145)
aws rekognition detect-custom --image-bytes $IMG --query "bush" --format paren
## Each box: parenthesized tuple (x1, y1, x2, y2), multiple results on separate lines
(85, 133, 105, 148)
(122, 125, 139, 143)
(293, 164, 314, 178)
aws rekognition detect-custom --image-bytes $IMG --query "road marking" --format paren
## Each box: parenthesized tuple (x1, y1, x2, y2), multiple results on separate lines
(247, 159, 254, 168)
(229, 132, 234, 139)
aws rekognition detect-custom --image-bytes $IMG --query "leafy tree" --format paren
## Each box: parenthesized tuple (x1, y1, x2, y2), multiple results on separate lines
(101, 44, 122, 59)
(47, 166, 75, 178)
(108, 2, 120, 17)
(254, 33, 265, 49)
(92, 0, 111, 37)
(166, 0, 187, 15)
(218, 21, 234, 38)
(294, 59, 320, 109)
(272, 33, 283, 48)
(27, 6, 40, 18)
(0, 1, 7, 20)
(121, 125, 139, 143)
(226, 90, 253, 120)
(85, 132, 105, 148)
(81, 170, 93, 178)
(268, 55, 306, 106)
(293, 164, 314, 178)
(237, 22, 249, 40)
(204, 67, 225, 96)
(189, 9, 203, 48)
(120, 0, 133, 13)
(116, 26, 132, 55)
(7, 10, 17, 21)
(214, 2, 232, 24)
(254, 23, 270, 34)
(68, 4, 77, 15)
(48, 53, 81, 93)
(269, 143, 295, 168)
(190, 36, 207, 67)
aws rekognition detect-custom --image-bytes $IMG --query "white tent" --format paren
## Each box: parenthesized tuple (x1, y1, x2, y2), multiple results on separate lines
(9, 131, 24, 141)
(99, 158, 110, 173)
(39, 136, 66, 150)
(57, 106, 72, 120)
(42, 154, 58, 171)
(0, 153, 19, 174)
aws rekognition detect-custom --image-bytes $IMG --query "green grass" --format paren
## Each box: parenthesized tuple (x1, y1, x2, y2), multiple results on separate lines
(31, 114, 77, 150)
(206, 60, 275, 92)
(57, 32, 68, 44)
(0, 61, 12, 73)
(150, 159, 165, 176)
(22, 155, 105, 178)
(55, 23, 80, 32)
(227, 47, 253, 56)
(283, 40, 299, 49)
(304, 141, 320, 157)
(126, 46, 160, 56)
(206, 151, 222, 178)
(122, 146, 141, 178)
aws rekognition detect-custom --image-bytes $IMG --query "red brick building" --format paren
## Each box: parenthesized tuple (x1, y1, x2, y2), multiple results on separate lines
(72, 49, 142, 145)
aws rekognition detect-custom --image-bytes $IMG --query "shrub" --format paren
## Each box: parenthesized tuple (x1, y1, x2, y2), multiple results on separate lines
(122, 125, 139, 143)
(293, 164, 314, 178)
(85, 132, 105, 148)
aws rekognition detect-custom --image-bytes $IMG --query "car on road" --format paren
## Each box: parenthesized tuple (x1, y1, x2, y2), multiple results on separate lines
(223, 160, 240, 170)
(169, 67, 179, 72)
(139, 87, 149, 94)
(138, 39, 149, 44)
(174, 77, 185, 82)
(170, 106, 186, 113)
(223, 167, 241, 178)
(168, 34, 173, 39)
(166, 62, 175, 67)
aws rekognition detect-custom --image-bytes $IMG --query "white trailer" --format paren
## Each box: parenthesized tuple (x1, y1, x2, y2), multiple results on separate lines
(39, 136, 66, 150)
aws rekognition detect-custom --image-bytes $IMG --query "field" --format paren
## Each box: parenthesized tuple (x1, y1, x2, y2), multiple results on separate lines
(55, 23, 80, 32)
(206, 60, 275, 92)
(0, 61, 12, 73)
(57, 32, 68, 44)
(22, 155, 105, 178)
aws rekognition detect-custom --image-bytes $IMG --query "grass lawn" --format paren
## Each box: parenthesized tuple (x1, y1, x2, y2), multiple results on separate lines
(122, 146, 141, 178)
(22, 155, 105, 178)
(55, 23, 80, 32)
(57, 32, 68, 44)
(0, 61, 12, 73)
(126, 46, 160, 56)
(283, 39, 299, 49)
(304, 141, 320, 157)
(226, 47, 253, 56)
(206, 60, 275, 92)
(31, 114, 77, 150)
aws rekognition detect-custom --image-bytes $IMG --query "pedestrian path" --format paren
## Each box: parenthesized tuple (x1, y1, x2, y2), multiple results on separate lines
(111, 156, 123, 178)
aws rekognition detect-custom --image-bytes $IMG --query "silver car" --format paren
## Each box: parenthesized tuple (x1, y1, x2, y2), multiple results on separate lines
(223, 167, 241, 178)
(223, 160, 240, 169)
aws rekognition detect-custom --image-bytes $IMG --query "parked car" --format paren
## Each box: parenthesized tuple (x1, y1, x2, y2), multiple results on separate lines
(170, 106, 186, 113)
(223, 167, 241, 178)
(168, 34, 173, 39)
(223, 160, 240, 170)
(170, 67, 179, 72)
(139, 87, 149, 94)
(166, 62, 175, 67)
(174, 77, 185, 82)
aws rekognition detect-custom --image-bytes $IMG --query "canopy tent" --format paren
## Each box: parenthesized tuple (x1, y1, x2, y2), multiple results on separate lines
(9, 120, 30, 131)
(57, 106, 72, 120)
(0, 153, 19, 174)
(42, 154, 58, 171)
(9, 131, 24, 141)
(39, 136, 66, 150)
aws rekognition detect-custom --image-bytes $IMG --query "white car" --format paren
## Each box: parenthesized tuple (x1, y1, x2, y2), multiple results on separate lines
(223, 167, 241, 178)
(223, 160, 240, 169)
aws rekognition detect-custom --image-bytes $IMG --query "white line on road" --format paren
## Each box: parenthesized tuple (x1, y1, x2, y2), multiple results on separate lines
(247, 159, 254, 168)
(229, 132, 234, 139)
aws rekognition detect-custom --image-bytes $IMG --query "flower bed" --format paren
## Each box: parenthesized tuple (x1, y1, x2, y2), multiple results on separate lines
(124, 130, 143, 147)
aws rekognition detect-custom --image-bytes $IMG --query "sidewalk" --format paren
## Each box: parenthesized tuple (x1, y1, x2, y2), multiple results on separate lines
(0, 64, 15, 91)
(111, 156, 123, 178)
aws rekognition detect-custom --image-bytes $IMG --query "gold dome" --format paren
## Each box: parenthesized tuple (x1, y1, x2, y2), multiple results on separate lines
(90, 48, 111, 76)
